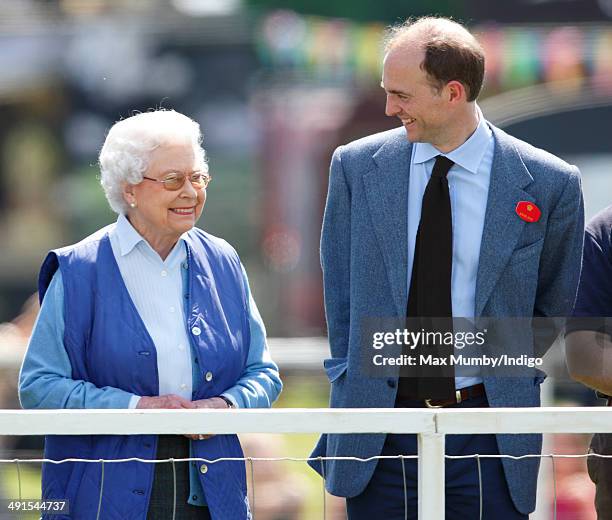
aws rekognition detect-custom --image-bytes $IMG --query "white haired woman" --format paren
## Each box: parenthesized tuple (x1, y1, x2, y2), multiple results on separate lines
(19, 110, 282, 520)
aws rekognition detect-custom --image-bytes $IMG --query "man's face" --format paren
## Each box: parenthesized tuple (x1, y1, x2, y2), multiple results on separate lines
(381, 45, 450, 145)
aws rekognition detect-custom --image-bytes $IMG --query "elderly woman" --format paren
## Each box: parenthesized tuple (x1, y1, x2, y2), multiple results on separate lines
(19, 110, 282, 519)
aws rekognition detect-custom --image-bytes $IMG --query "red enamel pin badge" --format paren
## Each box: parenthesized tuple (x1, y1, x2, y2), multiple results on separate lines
(516, 201, 541, 223)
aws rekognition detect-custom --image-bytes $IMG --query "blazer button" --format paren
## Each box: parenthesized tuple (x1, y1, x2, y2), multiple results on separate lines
(387, 379, 396, 388)
(200, 464, 208, 474)
(192, 326, 201, 336)
(204, 371, 213, 382)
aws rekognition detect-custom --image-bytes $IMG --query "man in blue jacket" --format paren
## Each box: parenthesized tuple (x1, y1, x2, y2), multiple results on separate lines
(310, 16, 584, 519)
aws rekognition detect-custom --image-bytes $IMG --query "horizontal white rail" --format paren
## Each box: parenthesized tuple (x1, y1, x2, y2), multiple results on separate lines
(435, 406, 612, 434)
(0, 408, 436, 435)
(0, 407, 611, 435)
(1, 407, 611, 520)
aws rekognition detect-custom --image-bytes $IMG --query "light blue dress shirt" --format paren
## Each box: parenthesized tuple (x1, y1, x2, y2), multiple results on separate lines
(408, 109, 494, 389)
(19, 215, 281, 506)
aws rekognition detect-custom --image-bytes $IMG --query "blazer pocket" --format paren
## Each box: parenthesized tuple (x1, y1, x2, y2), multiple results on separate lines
(323, 357, 348, 383)
(507, 238, 544, 266)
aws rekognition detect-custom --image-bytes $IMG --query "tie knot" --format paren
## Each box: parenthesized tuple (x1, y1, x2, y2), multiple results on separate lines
(432, 155, 454, 179)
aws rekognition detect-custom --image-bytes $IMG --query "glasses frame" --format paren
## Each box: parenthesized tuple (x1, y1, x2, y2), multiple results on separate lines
(142, 171, 212, 191)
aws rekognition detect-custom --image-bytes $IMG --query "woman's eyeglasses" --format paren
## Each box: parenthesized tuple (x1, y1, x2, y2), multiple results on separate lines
(142, 171, 212, 191)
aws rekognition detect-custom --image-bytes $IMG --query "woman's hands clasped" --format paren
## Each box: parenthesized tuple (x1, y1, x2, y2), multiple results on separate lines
(136, 394, 231, 440)
(136, 394, 195, 409)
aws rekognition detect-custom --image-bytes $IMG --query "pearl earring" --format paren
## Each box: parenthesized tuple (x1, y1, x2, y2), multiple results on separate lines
(130, 202, 137, 208)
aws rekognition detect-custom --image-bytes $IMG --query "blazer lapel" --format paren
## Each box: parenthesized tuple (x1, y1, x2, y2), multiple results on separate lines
(475, 126, 535, 316)
(363, 131, 412, 316)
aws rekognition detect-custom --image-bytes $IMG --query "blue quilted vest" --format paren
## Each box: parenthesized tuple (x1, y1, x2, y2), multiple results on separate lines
(37, 225, 251, 519)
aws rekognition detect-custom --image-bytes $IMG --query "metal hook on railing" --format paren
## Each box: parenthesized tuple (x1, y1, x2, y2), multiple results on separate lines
(319, 456, 326, 520)
(95, 460, 105, 520)
(14, 459, 22, 501)
(400, 455, 408, 520)
(171, 458, 177, 520)
(476, 455, 483, 520)
(248, 457, 256, 519)
(550, 454, 557, 520)
(14, 459, 23, 520)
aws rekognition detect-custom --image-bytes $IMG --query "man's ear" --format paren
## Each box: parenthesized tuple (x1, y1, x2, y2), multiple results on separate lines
(447, 80, 466, 104)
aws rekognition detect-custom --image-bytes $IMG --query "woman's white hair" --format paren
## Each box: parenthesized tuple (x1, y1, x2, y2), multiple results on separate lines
(99, 109, 208, 214)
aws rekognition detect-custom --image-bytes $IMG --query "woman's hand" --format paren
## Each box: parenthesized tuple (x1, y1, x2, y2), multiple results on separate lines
(136, 394, 196, 409)
(186, 397, 231, 441)
(193, 397, 229, 409)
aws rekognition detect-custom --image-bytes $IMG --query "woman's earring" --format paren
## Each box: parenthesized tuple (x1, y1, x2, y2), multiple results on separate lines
(130, 201, 137, 208)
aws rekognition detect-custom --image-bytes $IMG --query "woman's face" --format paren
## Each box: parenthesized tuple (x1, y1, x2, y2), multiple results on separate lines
(124, 139, 206, 245)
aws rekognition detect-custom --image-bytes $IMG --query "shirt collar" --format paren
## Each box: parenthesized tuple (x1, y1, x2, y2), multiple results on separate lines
(412, 106, 492, 174)
(115, 214, 145, 256)
(115, 214, 189, 262)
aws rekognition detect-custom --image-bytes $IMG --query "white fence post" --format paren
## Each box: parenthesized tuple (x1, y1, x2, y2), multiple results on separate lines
(418, 432, 445, 520)
(532, 378, 554, 520)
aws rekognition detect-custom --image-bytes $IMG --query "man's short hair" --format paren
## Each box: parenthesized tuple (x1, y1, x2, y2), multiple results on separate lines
(384, 17, 485, 102)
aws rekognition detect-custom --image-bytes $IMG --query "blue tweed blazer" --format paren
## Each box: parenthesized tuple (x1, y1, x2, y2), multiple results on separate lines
(309, 124, 584, 515)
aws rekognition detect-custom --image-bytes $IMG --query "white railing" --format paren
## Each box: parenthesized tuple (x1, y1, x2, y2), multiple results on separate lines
(1, 407, 612, 519)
